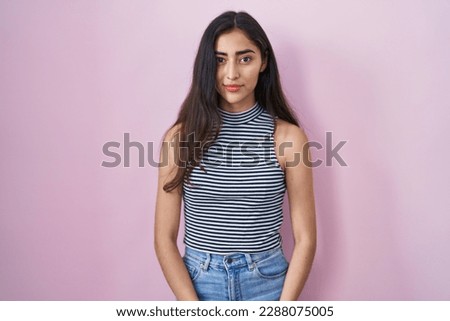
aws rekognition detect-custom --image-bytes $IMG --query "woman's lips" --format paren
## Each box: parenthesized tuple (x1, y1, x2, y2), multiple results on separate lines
(224, 85, 242, 92)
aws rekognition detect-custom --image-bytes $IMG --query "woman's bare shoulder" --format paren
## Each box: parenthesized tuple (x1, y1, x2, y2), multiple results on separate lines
(163, 123, 182, 143)
(274, 118, 308, 145)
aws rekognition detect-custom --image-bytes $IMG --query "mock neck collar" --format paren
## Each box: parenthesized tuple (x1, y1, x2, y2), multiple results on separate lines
(218, 102, 263, 125)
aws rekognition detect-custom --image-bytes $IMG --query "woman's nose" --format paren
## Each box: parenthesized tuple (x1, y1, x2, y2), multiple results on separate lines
(226, 62, 240, 80)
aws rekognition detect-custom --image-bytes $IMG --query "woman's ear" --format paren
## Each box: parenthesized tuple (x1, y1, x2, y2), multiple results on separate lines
(260, 50, 269, 72)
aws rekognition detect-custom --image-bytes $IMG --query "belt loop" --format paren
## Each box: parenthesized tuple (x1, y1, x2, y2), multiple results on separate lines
(201, 252, 211, 271)
(244, 253, 255, 271)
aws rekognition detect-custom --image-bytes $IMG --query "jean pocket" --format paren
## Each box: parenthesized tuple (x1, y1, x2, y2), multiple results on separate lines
(254, 250, 289, 279)
(183, 257, 201, 281)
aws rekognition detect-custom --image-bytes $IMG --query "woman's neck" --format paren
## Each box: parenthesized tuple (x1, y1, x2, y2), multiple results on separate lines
(219, 97, 257, 113)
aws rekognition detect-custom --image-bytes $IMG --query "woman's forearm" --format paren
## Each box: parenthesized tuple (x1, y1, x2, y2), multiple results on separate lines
(155, 239, 199, 301)
(279, 239, 316, 301)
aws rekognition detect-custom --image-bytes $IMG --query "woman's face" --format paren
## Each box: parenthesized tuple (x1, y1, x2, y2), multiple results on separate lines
(214, 28, 266, 112)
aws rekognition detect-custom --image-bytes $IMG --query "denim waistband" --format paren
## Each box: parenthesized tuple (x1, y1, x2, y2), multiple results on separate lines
(184, 246, 283, 272)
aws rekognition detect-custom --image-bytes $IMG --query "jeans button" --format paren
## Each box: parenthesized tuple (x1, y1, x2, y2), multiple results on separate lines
(226, 258, 233, 264)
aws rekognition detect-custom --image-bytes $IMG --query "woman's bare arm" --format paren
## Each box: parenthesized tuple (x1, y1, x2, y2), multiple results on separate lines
(154, 126, 199, 300)
(274, 119, 317, 300)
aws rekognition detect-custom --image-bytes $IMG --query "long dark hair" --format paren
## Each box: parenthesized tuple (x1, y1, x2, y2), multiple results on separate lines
(163, 11, 300, 192)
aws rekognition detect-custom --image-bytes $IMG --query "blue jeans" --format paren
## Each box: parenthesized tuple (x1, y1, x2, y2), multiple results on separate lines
(183, 246, 289, 301)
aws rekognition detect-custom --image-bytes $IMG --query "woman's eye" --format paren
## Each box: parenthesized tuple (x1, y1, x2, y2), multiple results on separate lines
(216, 57, 225, 64)
(241, 56, 252, 63)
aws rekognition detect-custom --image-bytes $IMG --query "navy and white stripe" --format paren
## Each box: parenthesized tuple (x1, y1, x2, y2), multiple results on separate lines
(182, 102, 286, 254)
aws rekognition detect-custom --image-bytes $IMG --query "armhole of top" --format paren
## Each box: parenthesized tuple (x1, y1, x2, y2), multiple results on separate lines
(271, 116, 286, 175)
(272, 116, 278, 137)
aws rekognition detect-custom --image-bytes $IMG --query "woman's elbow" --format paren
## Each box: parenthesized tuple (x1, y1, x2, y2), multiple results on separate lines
(154, 231, 177, 257)
(294, 233, 316, 251)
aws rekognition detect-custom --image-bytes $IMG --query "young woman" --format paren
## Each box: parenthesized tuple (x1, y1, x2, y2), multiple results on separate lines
(154, 11, 316, 301)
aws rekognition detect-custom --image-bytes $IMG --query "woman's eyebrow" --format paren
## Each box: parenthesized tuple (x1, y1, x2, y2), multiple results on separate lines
(214, 49, 256, 56)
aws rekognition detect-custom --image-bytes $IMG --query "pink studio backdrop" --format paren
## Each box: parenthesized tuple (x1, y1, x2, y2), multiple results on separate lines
(1, 0, 449, 300)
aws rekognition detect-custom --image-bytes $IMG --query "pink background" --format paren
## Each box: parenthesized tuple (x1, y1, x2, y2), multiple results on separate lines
(1, 0, 449, 300)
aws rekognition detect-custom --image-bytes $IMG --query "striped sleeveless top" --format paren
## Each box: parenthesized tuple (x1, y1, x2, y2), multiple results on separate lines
(182, 102, 286, 254)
